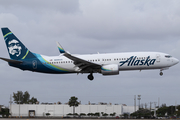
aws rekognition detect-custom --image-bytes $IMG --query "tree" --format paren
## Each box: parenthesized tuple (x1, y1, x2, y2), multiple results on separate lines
(156, 105, 168, 117)
(131, 109, 151, 119)
(0, 108, 10, 118)
(87, 113, 94, 116)
(94, 112, 100, 117)
(87, 113, 92, 116)
(175, 105, 180, 117)
(101, 112, 104, 115)
(102, 113, 108, 117)
(67, 113, 73, 116)
(13, 91, 24, 104)
(110, 112, 116, 117)
(29, 97, 38, 104)
(68, 96, 80, 116)
(13, 91, 38, 104)
(123, 113, 129, 119)
(23, 91, 30, 104)
(156, 105, 177, 117)
(80, 113, 86, 116)
(46, 113, 50, 117)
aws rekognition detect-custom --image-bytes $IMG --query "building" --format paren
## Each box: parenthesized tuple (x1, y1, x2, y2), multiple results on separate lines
(10, 104, 138, 117)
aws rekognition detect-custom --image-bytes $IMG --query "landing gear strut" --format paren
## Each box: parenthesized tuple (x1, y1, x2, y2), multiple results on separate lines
(160, 71, 163, 76)
(88, 73, 94, 80)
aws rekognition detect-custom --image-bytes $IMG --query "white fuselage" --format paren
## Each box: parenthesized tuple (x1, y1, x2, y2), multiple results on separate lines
(40, 52, 179, 73)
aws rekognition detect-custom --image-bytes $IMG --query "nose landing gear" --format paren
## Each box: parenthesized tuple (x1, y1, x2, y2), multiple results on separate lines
(88, 73, 94, 80)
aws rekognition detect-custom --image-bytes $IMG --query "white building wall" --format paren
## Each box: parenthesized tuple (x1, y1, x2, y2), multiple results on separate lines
(11, 104, 137, 117)
(122, 106, 139, 114)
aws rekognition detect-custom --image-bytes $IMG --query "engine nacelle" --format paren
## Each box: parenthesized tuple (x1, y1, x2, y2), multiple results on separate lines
(101, 64, 119, 75)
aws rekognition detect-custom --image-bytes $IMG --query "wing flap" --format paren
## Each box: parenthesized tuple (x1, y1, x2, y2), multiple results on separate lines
(63, 52, 101, 72)
(64, 53, 101, 67)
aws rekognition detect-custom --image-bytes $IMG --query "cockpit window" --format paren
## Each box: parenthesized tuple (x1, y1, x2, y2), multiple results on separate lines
(165, 55, 172, 58)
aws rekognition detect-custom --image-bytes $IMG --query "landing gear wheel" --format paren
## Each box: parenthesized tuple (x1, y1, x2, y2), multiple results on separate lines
(88, 73, 94, 80)
(160, 71, 163, 76)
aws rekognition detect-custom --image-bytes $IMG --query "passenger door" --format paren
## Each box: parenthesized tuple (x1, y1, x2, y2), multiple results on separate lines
(156, 54, 160, 62)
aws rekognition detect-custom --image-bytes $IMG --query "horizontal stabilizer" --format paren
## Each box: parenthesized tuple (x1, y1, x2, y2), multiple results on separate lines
(0, 57, 23, 64)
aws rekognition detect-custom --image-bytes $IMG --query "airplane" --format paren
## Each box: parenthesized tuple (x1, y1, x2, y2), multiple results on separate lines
(0, 27, 179, 80)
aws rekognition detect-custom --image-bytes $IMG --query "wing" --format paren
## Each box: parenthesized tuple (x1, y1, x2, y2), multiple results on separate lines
(63, 52, 102, 73)
(56, 41, 102, 73)
(0, 57, 23, 64)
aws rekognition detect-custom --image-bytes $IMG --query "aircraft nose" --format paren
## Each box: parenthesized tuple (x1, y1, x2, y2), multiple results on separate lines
(174, 58, 179, 65)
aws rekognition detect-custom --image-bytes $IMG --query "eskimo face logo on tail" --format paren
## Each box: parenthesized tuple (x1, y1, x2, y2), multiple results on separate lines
(8, 39, 22, 57)
(119, 56, 156, 67)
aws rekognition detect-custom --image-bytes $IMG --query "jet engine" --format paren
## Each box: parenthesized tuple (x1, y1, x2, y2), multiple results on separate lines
(101, 64, 119, 75)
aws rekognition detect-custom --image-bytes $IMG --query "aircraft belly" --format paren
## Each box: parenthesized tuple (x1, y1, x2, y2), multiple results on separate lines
(56, 64, 76, 71)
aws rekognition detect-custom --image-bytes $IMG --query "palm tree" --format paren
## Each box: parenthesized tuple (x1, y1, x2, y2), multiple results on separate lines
(68, 96, 80, 116)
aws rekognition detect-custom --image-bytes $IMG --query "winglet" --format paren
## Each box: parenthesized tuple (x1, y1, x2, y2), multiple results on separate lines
(56, 41, 65, 53)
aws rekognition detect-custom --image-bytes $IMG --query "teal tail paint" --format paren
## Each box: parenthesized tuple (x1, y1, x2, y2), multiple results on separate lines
(1, 28, 35, 60)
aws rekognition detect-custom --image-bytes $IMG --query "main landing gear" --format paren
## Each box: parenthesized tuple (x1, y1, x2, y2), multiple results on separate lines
(88, 73, 94, 81)
(160, 70, 163, 76)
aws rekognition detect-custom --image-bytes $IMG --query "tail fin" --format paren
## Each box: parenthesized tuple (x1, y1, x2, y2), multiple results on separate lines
(1, 28, 34, 60)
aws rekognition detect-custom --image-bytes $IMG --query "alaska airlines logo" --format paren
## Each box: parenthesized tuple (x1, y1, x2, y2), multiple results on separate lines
(119, 56, 156, 66)
(8, 39, 22, 57)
